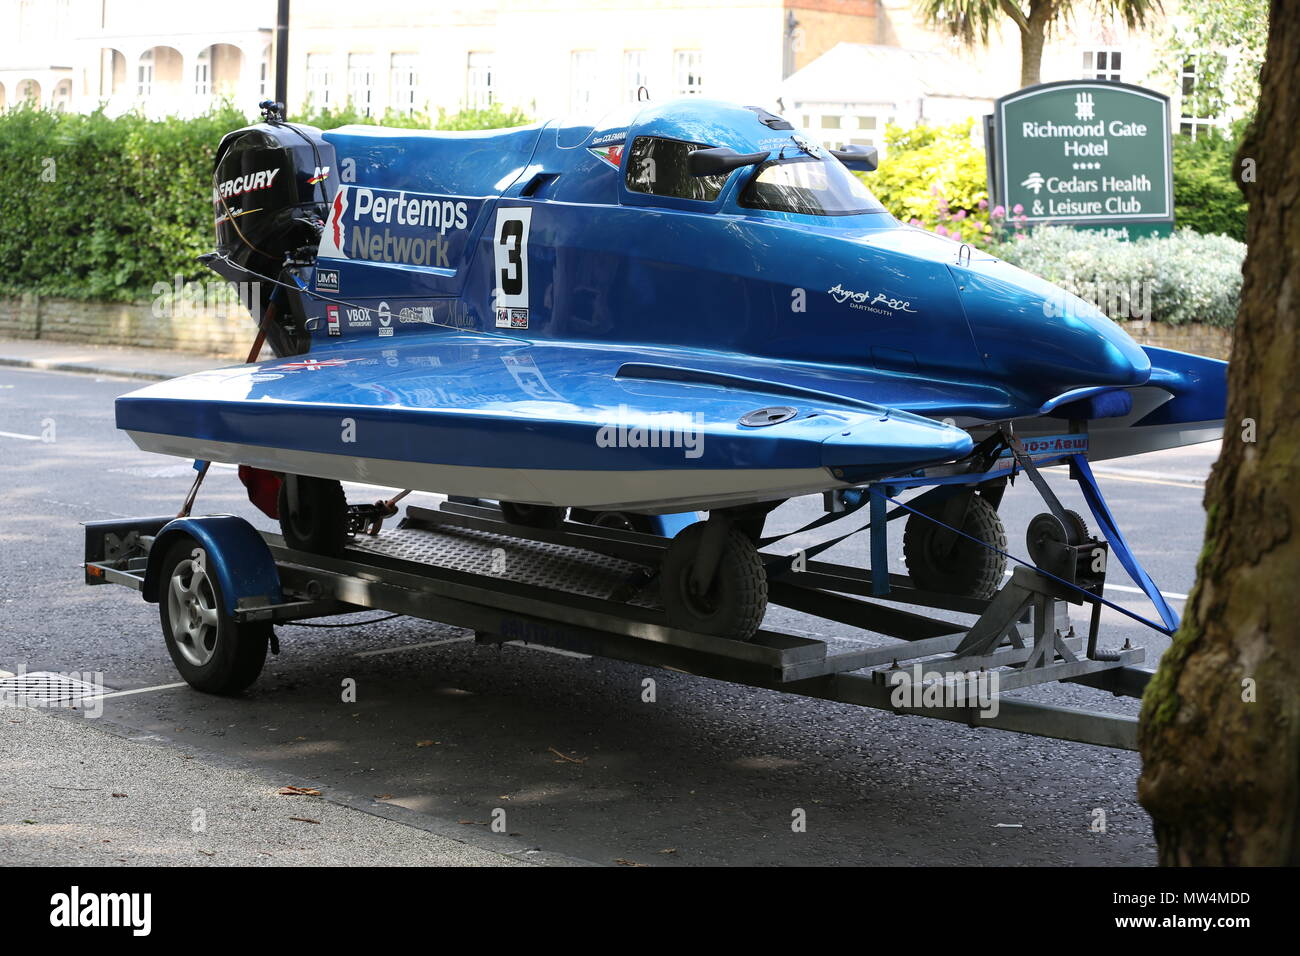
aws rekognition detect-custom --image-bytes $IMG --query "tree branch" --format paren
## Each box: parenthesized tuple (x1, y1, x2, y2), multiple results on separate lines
(998, 0, 1031, 34)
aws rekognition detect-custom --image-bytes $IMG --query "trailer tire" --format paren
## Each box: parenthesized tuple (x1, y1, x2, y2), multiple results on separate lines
(499, 502, 566, 529)
(661, 522, 768, 640)
(903, 495, 1006, 599)
(278, 475, 348, 554)
(157, 537, 270, 695)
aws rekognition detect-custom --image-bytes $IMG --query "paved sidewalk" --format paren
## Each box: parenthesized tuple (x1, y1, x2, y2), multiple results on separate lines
(0, 705, 536, 867)
(0, 339, 234, 381)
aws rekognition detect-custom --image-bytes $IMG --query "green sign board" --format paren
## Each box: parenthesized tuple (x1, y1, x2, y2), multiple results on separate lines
(987, 81, 1174, 237)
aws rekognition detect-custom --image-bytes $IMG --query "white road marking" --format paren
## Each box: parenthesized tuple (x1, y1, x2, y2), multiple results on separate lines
(354, 635, 473, 657)
(82, 681, 189, 702)
(1001, 571, 1188, 601)
(1090, 469, 1205, 489)
(506, 641, 591, 660)
(0, 430, 42, 441)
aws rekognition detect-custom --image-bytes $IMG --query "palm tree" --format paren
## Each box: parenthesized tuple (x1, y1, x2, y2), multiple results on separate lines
(915, 0, 1162, 88)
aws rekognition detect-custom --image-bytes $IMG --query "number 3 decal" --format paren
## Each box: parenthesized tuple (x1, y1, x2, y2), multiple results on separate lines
(493, 207, 531, 309)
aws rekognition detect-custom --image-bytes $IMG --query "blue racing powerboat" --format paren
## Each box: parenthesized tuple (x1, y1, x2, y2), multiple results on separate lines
(115, 98, 1227, 638)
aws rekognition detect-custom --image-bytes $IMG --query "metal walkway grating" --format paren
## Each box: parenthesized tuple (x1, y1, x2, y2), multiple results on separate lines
(348, 524, 659, 606)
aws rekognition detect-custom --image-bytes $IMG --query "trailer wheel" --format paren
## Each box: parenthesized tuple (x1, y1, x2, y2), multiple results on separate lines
(157, 537, 270, 695)
(499, 502, 566, 529)
(661, 522, 768, 640)
(903, 495, 1006, 599)
(278, 475, 348, 554)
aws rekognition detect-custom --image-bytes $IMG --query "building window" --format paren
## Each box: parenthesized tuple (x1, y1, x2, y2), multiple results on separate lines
(348, 53, 375, 116)
(674, 50, 703, 96)
(137, 49, 154, 97)
(1083, 49, 1123, 82)
(571, 50, 598, 111)
(195, 48, 211, 97)
(623, 50, 649, 103)
(259, 45, 270, 99)
(390, 53, 419, 115)
(467, 51, 493, 110)
(1179, 57, 1215, 139)
(306, 53, 333, 108)
(821, 114, 841, 129)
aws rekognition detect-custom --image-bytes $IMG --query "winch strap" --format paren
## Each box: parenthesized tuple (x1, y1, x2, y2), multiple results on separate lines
(1069, 454, 1181, 631)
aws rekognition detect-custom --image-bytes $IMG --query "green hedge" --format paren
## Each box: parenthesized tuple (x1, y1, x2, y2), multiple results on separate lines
(989, 227, 1245, 327)
(0, 102, 531, 303)
(0, 104, 249, 301)
(1172, 128, 1249, 242)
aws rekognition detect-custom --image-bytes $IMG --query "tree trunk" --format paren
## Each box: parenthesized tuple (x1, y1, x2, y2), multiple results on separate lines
(1017, 0, 1054, 88)
(1019, 23, 1045, 87)
(1137, 0, 1300, 866)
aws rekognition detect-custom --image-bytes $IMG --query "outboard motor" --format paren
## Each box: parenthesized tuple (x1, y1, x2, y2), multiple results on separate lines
(203, 101, 337, 357)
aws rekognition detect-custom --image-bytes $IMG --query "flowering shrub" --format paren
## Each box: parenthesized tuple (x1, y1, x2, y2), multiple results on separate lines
(988, 226, 1245, 327)
(859, 119, 995, 244)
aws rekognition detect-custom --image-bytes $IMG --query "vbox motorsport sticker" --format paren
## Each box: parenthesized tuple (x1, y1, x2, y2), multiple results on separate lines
(319, 185, 480, 269)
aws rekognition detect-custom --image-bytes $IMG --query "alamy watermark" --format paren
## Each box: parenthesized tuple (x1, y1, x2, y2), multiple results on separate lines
(1043, 279, 1155, 324)
(888, 664, 1000, 718)
(595, 404, 704, 459)
(151, 276, 261, 320)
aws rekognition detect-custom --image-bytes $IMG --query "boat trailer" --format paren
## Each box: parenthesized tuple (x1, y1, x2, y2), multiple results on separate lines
(83, 439, 1163, 752)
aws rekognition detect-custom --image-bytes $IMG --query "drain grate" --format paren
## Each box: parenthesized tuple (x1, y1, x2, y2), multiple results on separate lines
(0, 672, 105, 705)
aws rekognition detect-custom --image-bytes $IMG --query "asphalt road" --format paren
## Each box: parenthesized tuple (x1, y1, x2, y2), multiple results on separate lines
(0, 363, 1220, 866)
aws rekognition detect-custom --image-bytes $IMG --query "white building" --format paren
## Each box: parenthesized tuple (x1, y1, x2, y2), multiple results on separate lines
(779, 43, 1003, 155)
(0, 0, 1233, 140)
(0, 0, 272, 116)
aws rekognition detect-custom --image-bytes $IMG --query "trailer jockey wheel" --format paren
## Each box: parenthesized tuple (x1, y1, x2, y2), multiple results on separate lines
(902, 495, 1007, 600)
(157, 536, 270, 695)
(278, 475, 349, 554)
(498, 502, 566, 529)
(661, 521, 768, 640)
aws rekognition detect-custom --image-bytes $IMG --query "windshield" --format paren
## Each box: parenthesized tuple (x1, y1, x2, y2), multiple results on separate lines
(739, 156, 885, 216)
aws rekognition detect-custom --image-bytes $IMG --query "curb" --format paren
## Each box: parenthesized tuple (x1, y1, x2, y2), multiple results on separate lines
(0, 355, 193, 382)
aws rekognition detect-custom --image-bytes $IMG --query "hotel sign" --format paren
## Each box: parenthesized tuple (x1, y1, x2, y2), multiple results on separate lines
(987, 80, 1174, 238)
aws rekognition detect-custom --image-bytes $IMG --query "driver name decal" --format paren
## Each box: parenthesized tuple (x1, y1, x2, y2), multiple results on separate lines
(827, 283, 918, 316)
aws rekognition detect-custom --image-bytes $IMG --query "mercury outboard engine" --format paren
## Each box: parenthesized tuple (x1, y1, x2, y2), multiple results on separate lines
(203, 101, 337, 357)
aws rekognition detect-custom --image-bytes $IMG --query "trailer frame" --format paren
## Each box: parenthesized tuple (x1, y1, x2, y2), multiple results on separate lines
(84, 493, 1155, 753)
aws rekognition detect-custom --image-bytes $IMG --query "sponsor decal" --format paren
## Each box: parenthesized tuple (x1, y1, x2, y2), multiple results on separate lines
(1001, 434, 1090, 457)
(588, 144, 624, 168)
(345, 306, 372, 328)
(827, 282, 917, 316)
(318, 185, 478, 269)
(398, 306, 434, 324)
(214, 207, 261, 226)
(326, 305, 341, 336)
(316, 268, 340, 293)
(501, 354, 564, 400)
(377, 301, 393, 337)
(213, 167, 281, 203)
(495, 307, 529, 329)
(308, 165, 330, 185)
(269, 358, 360, 372)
